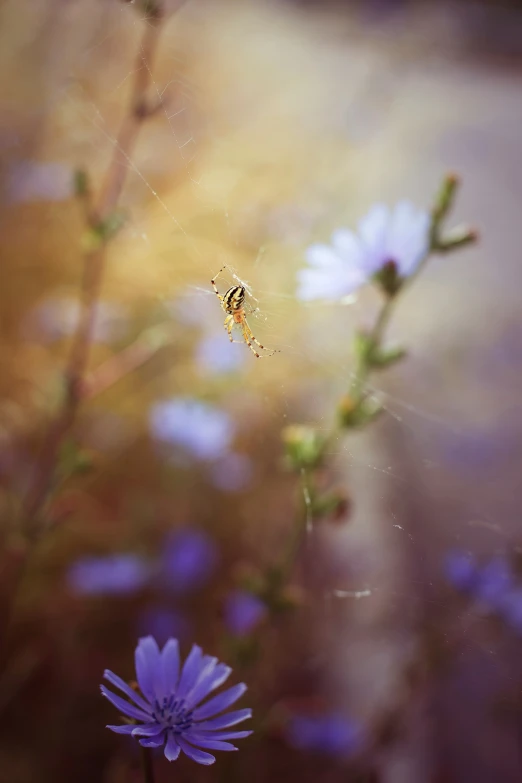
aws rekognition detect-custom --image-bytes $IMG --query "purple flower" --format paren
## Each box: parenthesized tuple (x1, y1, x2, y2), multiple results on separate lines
(297, 201, 430, 301)
(8, 160, 72, 203)
(196, 333, 245, 375)
(500, 588, 522, 635)
(102, 636, 252, 764)
(161, 528, 218, 594)
(286, 713, 362, 757)
(210, 453, 253, 493)
(138, 608, 190, 645)
(25, 298, 128, 343)
(444, 550, 477, 591)
(474, 556, 513, 610)
(224, 591, 267, 637)
(149, 398, 234, 461)
(68, 554, 150, 596)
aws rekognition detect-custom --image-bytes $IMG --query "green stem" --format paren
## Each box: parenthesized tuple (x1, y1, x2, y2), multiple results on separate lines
(350, 293, 396, 401)
(280, 467, 314, 579)
(140, 747, 156, 783)
(280, 177, 476, 593)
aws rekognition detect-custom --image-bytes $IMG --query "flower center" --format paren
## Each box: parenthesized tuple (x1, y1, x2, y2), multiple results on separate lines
(152, 696, 194, 734)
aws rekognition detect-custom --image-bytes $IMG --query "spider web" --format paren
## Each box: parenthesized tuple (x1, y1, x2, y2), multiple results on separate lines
(39, 1, 522, 775)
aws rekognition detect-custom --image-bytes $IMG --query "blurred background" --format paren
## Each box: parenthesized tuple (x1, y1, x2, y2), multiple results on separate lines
(1, 0, 522, 781)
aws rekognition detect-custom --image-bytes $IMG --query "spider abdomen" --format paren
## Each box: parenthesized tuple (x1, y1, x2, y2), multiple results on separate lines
(223, 285, 245, 312)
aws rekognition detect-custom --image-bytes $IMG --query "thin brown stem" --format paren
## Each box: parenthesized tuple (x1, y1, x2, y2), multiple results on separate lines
(82, 324, 175, 400)
(21, 14, 165, 537)
(140, 746, 156, 783)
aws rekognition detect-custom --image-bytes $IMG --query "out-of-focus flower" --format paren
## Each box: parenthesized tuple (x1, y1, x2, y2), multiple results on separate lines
(170, 291, 216, 328)
(8, 160, 72, 203)
(444, 550, 477, 591)
(297, 201, 430, 301)
(224, 591, 267, 637)
(138, 607, 190, 645)
(25, 298, 128, 344)
(210, 453, 253, 493)
(149, 398, 234, 461)
(196, 333, 245, 375)
(68, 554, 150, 596)
(441, 428, 517, 475)
(102, 636, 252, 764)
(445, 552, 522, 633)
(285, 712, 362, 757)
(474, 556, 513, 610)
(160, 528, 218, 594)
(500, 588, 522, 635)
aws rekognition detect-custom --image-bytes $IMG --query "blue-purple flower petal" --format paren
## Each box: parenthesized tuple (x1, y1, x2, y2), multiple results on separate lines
(107, 724, 137, 734)
(100, 686, 151, 722)
(135, 636, 162, 702)
(193, 683, 247, 721)
(176, 644, 204, 699)
(132, 723, 165, 737)
(185, 735, 237, 751)
(140, 736, 165, 748)
(194, 729, 253, 741)
(187, 662, 231, 709)
(177, 737, 216, 765)
(197, 708, 252, 731)
(164, 733, 181, 760)
(103, 669, 151, 713)
(161, 638, 180, 693)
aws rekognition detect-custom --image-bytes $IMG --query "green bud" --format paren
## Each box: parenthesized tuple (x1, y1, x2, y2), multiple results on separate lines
(282, 425, 325, 470)
(353, 331, 406, 369)
(338, 395, 383, 428)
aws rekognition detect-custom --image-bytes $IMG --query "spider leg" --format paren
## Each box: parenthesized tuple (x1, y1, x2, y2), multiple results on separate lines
(211, 266, 228, 299)
(241, 319, 279, 359)
(224, 314, 234, 343)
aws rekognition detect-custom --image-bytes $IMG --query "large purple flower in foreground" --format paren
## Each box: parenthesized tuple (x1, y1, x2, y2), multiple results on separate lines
(297, 201, 430, 301)
(101, 636, 252, 764)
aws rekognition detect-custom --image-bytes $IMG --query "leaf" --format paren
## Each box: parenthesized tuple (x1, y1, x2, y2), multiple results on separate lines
(368, 345, 407, 369)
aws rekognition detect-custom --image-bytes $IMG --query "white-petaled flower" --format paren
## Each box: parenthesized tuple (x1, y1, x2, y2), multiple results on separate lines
(297, 201, 430, 301)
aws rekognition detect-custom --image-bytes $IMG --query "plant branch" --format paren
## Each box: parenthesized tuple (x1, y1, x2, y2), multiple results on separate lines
(21, 14, 166, 536)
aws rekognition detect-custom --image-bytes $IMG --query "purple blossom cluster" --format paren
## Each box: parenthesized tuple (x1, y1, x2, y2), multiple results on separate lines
(444, 550, 522, 633)
(67, 528, 218, 598)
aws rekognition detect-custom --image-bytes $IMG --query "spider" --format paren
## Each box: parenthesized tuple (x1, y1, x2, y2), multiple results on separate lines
(211, 266, 279, 358)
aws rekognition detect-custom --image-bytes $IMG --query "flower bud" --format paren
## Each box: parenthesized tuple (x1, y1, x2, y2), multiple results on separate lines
(282, 425, 325, 470)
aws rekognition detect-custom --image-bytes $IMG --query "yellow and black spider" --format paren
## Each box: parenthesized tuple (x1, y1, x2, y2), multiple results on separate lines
(211, 266, 279, 359)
